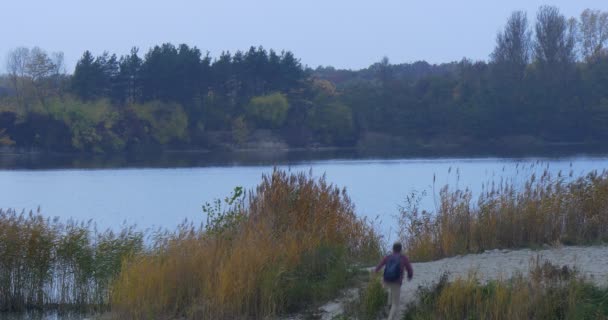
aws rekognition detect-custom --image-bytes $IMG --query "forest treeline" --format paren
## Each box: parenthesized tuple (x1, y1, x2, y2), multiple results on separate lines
(1, 6, 608, 153)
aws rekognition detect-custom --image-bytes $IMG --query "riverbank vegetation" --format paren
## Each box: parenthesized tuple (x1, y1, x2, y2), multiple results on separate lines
(400, 168, 608, 262)
(0, 208, 143, 312)
(403, 261, 608, 320)
(0, 170, 381, 318)
(2, 6, 608, 153)
(344, 260, 608, 320)
(112, 170, 381, 319)
(3, 167, 608, 318)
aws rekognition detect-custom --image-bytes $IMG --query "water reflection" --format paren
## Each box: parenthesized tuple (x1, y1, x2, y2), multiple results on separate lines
(2, 311, 99, 320)
(2, 144, 608, 170)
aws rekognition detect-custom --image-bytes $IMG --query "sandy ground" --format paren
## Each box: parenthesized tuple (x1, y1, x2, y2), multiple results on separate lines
(315, 245, 608, 320)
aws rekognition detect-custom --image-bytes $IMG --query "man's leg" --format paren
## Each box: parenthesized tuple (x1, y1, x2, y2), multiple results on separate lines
(387, 283, 401, 320)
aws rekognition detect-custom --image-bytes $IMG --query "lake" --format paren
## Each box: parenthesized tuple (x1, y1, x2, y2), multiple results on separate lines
(2, 151, 608, 238)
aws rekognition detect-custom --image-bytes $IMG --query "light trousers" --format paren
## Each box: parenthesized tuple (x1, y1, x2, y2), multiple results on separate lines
(385, 282, 401, 320)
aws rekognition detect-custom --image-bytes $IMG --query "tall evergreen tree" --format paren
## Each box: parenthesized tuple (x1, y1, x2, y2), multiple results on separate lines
(71, 50, 99, 101)
(116, 47, 143, 104)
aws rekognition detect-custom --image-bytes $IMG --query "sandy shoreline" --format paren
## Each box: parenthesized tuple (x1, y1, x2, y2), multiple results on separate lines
(315, 245, 608, 319)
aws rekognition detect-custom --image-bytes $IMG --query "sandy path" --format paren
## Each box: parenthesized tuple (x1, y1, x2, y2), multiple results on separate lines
(317, 245, 608, 320)
(400, 246, 608, 307)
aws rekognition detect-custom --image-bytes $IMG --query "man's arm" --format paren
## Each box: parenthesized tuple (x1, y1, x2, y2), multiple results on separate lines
(374, 256, 388, 273)
(403, 256, 413, 279)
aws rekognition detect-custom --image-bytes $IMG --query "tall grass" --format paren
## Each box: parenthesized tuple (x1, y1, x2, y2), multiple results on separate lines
(0, 209, 143, 312)
(111, 170, 381, 319)
(403, 261, 608, 319)
(357, 274, 388, 320)
(400, 169, 608, 261)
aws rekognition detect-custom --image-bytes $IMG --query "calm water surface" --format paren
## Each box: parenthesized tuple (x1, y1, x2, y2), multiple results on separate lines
(2, 153, 608, 238)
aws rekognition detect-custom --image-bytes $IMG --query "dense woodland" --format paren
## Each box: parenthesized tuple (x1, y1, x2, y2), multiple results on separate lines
(1, 6, 608, 153)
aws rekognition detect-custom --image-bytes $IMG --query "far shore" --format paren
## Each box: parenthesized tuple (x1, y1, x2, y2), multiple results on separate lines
(2, 140, 608, 171)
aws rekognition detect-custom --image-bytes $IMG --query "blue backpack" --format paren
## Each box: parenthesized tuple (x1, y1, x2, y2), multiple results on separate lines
(383, 254, 401, 282)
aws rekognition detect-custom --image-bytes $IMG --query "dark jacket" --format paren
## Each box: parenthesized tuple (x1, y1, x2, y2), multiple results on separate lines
(375, 253, 413, 285)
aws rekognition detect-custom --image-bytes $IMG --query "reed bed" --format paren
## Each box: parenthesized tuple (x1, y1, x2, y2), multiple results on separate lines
(0, 209, 143, 312)
(403, 260, 608, 320)
(400, 168, 608, 262)
(110, 170, 381, 319)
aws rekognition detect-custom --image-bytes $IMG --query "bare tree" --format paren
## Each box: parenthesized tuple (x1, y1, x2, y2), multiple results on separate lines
(6, 46, 64, 106)
(534, 6, 577, 66)
(568, 17, 580, 60)
(26, 47, 56, 82)
(26, 47, 59, 104)
(51, 51, 66, 76)
(491, 11, 531, 79)
(6, 47, 31, 102)
(579, 9, 608, 60)
(49, 51, 66, 96)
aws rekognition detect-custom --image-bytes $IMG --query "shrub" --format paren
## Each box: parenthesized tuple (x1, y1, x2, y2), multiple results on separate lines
(0, 128, 14, 146)
(31, 97, 127, 152)
(307, 102, 355, 146)
(231, 116, 249, 146)
(245, 92, 290, 128)
(131, 100, 188, 145)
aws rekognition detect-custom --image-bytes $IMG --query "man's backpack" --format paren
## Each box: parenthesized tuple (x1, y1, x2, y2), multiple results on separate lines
(383, 254, 401, 282)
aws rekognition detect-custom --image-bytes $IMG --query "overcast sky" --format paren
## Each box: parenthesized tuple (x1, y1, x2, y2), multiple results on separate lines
(1, 0, 607, 72)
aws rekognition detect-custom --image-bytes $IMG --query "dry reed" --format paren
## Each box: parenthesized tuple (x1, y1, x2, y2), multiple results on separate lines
(0, 209, 142, 312)
(400, 168, 608, 262)
(111, 169, 381, 319)
(403, 260, 608, 319)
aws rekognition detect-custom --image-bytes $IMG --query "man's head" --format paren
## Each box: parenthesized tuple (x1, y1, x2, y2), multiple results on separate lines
(392, 242, 402, 253)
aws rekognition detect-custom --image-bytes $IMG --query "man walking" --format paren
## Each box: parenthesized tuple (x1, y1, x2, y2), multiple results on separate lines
(375, 242, 413, 320)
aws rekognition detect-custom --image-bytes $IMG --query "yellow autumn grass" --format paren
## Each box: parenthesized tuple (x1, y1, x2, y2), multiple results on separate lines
(0, 209, 142, 312)
(111, 169, 381, 319)
(400, 169, 608, 262)
(404, 260, 607, 319)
